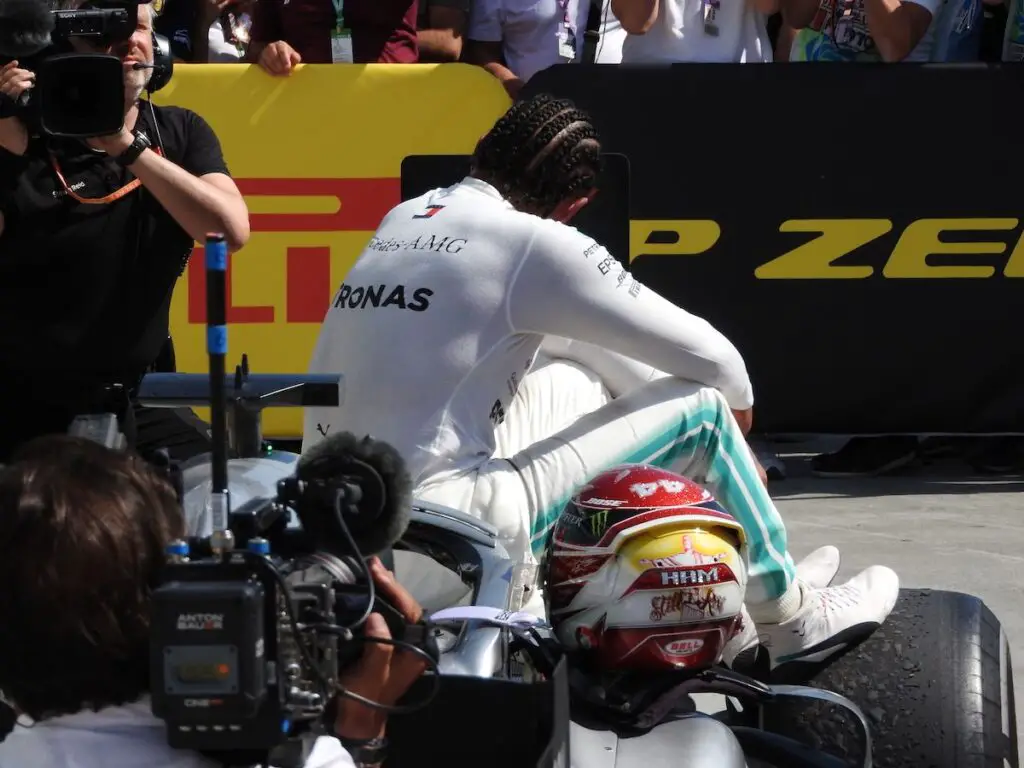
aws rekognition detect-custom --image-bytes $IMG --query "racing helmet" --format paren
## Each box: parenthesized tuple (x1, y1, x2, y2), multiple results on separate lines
(542, 465, 748, 672)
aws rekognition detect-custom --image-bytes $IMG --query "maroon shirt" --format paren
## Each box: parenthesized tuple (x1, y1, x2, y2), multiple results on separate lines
(251, 0, 419, 63)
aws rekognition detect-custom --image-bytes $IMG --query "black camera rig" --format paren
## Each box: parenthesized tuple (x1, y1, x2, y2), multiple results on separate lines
(136, 235, 438, 768)
(0, 0, 173, 138)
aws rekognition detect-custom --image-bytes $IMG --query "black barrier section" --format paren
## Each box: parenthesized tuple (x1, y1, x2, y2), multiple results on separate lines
(400, 153, 632, 266)
(385, 655, 571, 768)
(519, 63, 1024, 435)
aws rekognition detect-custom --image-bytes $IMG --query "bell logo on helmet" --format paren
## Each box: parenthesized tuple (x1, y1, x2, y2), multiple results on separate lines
(662, 638, 704, 657)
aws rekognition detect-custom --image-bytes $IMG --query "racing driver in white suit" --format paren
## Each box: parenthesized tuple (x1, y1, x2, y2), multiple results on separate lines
(303, 93, 900, 670)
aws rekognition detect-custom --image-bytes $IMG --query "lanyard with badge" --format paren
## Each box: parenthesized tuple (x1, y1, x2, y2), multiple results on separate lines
(703, 0, 721, 36)
(557, 0, 577, 60)
(331, 0, 353, 63)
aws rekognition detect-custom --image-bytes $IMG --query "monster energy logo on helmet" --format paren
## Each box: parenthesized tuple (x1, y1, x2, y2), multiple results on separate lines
(588, 508, 611, 537)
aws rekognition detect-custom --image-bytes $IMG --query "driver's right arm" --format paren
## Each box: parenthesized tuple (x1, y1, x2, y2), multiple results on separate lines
(505, 221, 754, 410)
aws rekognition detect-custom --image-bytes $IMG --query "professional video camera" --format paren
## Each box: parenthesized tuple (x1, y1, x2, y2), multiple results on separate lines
(134, 235, 440, 768)
(0, 0, 173, 138)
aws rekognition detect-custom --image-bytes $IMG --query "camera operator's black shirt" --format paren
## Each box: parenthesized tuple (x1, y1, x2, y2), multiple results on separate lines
(0, 103, 229, 406)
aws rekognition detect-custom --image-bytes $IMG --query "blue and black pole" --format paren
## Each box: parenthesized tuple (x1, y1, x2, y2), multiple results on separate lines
(205, 233, 234, 554)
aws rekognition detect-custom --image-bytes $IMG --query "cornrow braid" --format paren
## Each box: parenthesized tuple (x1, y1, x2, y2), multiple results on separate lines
(472, 93, 602, 216)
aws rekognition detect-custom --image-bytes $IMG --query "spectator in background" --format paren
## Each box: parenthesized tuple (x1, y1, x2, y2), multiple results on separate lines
(774, 19, 797, 56)
(589, 0, 628, 61)
(155, 0, 253, 62)
(465, 0, 591, 99)
(246, 0, 418, 74)
(781, 0, 948, 60)
(417, 0, 470, 61)
(612, 0, 777, 61)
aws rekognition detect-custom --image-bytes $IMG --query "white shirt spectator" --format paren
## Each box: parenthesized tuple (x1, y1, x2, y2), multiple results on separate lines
(469, 0, 592, 82)
(0, 699, 355, 768)
(619, 0, 773, 62)
(595, 0, 628, 60)
(208, 19, 245, 61)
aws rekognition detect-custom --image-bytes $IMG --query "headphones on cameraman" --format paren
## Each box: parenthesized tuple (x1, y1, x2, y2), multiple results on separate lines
(147, 32, 173, 93)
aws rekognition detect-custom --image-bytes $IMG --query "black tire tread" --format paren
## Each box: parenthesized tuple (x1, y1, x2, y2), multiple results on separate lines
(761, 588, 1017, 768)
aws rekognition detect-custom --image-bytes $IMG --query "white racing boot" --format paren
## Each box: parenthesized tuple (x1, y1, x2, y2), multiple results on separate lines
(756, 564, 899, 669)
(723, 545, 841, 668)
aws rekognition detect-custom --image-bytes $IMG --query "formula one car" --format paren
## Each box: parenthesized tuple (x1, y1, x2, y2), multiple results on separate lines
(136, 366, 1019, 768)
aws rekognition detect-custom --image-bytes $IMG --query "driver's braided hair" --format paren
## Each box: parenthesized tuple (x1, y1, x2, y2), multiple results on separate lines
(471, 93, 602, 216)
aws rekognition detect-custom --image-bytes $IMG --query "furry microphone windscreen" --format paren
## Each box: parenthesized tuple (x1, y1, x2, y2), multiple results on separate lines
(0, 0, 54, 59)
(297, 432, 413, 555)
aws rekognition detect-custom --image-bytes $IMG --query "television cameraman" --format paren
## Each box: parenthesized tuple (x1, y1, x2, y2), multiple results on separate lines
(0, 0, 250, 464)
(0, 435, 429, 768)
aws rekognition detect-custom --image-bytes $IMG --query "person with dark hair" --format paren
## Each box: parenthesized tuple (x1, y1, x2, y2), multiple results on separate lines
(0, 435, 428, 768)
(304, 93, 900, 672)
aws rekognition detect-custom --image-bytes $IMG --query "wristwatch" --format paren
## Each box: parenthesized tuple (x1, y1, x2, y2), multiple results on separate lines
(337, 735, 387, 768)
(115, 128, 152, 167)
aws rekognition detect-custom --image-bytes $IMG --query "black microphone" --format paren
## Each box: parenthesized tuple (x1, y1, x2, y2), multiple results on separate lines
(0, 0, 54, 58)
(295, 431, 412, 557)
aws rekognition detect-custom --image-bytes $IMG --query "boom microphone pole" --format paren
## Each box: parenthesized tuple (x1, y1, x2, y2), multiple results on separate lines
(205, 233, 233, 555)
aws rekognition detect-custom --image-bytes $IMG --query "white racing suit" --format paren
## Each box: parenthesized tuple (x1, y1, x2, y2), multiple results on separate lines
(303, 176, 796, 606)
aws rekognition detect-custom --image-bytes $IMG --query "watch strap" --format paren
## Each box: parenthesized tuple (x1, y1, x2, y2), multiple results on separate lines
(116, 129, 151, 167)
(0, 92, 18, 120)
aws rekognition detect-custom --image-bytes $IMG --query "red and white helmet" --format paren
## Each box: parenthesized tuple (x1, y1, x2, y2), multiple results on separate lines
(542, 465, 748, 671)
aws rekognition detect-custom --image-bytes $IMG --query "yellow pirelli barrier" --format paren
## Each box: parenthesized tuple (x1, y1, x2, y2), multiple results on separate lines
(153, 64, 512, 438)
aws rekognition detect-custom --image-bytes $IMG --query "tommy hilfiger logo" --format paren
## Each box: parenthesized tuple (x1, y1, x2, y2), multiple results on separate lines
(53, 180, 86, 199)
(412, 204, 446, 219)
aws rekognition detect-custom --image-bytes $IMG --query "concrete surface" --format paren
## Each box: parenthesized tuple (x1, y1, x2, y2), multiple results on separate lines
(765, 436, 1024, 741)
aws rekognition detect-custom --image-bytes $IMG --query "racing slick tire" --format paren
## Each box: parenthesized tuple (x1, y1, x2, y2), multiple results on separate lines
(762, 588, 1018, 768)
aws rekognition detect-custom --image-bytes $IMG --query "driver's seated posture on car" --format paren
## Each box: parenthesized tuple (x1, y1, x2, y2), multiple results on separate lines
(303, 92, 899, 669)
(0, 436, 428, 768)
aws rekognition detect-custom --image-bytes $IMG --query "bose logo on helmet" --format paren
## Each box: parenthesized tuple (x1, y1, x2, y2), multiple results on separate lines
(583, 497, 626, 507)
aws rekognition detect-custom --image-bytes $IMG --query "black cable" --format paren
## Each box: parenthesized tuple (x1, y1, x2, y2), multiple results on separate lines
(329, 489, 375, 633)
(146, 98, 164, 154)
(242, 551, 327, 688)
(242, 488, 440, 719)
(324, 490, 441, 713)
(308, 624, 442, 714)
